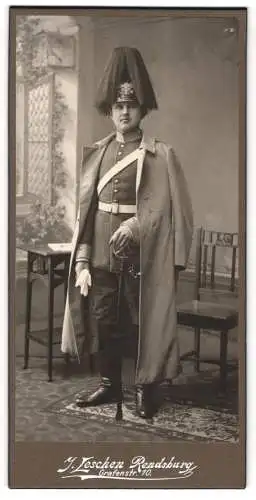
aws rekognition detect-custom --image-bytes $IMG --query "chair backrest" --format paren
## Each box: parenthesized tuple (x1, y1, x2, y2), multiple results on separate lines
(194, 227, 239, 301)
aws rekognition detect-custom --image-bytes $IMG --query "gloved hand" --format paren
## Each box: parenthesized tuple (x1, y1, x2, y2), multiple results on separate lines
(75, 262, 92, 297)
(109, 225, 133, 257)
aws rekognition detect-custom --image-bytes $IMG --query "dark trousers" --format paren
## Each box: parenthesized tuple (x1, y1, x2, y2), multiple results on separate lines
(88, 267, 139, 382)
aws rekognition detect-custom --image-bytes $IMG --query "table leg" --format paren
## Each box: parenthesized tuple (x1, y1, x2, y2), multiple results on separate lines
(24, 253, 32, 369)
(47, 257, 54, 382)
(63, 258, 70, 371)
(194, 327, 201, 372)
(64, 257, 68, 306)
(220, 330, 228, 393)
(89, 354, 96, 374)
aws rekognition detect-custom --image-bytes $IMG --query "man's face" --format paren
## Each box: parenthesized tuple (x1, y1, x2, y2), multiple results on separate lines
(111, 102, 142, 134)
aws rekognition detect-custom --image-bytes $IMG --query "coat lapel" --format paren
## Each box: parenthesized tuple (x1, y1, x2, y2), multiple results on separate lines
(78, 134, 115, 239)
(136, 133, 156, 193)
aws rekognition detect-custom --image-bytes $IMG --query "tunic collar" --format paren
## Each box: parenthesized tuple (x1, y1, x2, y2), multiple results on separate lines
(115, 128, 142, 144)
(94, 130, 156, 154)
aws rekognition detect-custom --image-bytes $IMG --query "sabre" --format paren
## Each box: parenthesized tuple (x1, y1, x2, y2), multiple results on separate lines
(113, 247, 129, 421)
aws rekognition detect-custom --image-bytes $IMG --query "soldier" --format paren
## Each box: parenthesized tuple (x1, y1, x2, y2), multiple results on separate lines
(61, 47, 193, 419)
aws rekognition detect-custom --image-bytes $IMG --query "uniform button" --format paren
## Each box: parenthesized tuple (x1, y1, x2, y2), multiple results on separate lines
(113, 199, 118, 203)
(120, 143, 124, 148)
(117, 151, 122, 156)
(114, 179, 119, 183)
(113, 189, 118, 193)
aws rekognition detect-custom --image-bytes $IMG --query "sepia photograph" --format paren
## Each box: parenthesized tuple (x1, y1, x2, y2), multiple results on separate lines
(10, 7, 246, 488)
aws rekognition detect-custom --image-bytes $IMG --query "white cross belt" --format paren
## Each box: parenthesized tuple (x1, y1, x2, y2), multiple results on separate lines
(97, 148, 142, 196)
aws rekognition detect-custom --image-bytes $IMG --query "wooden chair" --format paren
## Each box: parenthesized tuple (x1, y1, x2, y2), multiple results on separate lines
(177, 227, 239, 392)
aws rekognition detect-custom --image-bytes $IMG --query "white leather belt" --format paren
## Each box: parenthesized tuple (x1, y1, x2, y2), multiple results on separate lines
(98, 201, 136, 215)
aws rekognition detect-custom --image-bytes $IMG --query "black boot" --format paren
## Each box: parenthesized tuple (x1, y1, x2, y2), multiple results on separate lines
(75, 376, 122, 408)
(135, 384, 156, 419)
(75, 349, 122, 408)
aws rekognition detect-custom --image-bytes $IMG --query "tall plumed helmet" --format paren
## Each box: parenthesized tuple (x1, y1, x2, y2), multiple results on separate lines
(95, 47, 158, 117)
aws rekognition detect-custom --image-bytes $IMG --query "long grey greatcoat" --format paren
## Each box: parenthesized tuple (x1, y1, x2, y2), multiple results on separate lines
(61, 132, 193, 384)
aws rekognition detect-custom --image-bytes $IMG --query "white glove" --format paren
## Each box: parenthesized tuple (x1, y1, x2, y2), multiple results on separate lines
(75, 268, 92, 297)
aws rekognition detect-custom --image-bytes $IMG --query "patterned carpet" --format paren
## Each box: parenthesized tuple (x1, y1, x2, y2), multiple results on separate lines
(15, 354, 239, 443)
(44, 367, 239, 444)
(14, 273, 239, 443)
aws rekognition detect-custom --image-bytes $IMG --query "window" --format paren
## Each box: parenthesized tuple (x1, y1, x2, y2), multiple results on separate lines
(16, 73, 54, 211)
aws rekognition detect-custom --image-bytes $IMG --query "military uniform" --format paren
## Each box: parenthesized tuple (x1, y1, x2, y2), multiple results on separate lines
(62, 47, 193, 419)
(79, 130, 141, 273)
(76, 131, 142, 378)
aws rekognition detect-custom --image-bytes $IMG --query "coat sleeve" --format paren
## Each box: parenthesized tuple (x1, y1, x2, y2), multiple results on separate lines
(167, 147, 194, 270)
(75, 192, 97, 262)
(74, 152, 99, 265)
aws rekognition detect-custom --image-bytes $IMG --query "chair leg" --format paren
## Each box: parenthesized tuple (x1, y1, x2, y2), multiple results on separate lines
(24, 255, 32, 370)
(220, 330, 228, 393)
(194, 327, 201, 372)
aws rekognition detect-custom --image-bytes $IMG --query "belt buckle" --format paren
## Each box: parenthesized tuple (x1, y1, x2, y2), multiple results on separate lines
(111, 202, 119, 214)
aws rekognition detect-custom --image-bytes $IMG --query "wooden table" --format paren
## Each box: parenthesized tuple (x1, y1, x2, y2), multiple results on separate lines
(18, 244, 71, 381)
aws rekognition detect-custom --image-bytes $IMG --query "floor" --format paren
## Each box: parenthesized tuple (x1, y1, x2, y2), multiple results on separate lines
(14, 338, 238, 443)
(13, 272, 238, 442)
(15, 356, 175, 442)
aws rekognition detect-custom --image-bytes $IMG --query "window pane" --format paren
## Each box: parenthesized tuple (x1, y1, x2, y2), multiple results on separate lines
(16, 81, 25, 196)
